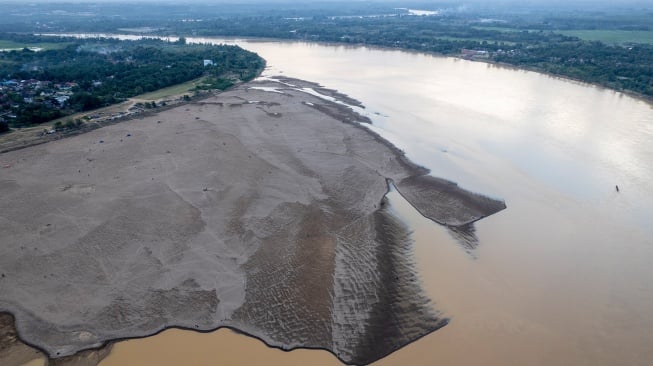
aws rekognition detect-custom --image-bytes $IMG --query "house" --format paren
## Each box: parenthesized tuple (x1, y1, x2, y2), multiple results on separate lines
(461, 49, 489, 59)
(55, 94, 70, 105)
(203, 59, 215, 67)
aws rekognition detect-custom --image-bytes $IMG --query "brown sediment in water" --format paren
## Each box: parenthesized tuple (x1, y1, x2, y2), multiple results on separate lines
(1, 312, 110, 366)
(0, 77, 504, 365)
(0, 313, 44, 366)
(99, 328, 342, 366)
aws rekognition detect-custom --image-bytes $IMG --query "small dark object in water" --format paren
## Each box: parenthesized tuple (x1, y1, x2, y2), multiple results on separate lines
(99, 140, 104, 143)
(127, 134, 131, 137)
(616, 185, 620, 192)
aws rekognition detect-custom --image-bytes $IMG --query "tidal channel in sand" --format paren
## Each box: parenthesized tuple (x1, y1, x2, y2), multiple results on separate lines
(9, 36, 653, 365)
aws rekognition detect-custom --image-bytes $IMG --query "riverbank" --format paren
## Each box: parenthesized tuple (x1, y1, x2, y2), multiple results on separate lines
(164, 34, 653, 105)
(32, 33, 653, 105)
(0, 77, 505, 365)
(296, 38, 653, 104)
(0, 88, 216, 154)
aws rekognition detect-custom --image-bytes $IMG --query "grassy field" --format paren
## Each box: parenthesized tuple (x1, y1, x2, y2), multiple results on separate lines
(556, 30, 653, 45)
(0, 40, 71, 51)
(474, 27, 653, 45)
(135, 77, 207, 100)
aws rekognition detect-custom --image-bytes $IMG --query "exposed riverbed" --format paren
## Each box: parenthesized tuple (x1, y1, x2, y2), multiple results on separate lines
(234, 38, 653, 366)
(4, 36, 653, 366)
(113, 37, 653, 366)
(0, 76, 504, 365)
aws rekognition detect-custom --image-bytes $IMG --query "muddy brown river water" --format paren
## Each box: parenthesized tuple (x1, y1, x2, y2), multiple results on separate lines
(16, 36, 653, 365)
(190, 38, 653, 366)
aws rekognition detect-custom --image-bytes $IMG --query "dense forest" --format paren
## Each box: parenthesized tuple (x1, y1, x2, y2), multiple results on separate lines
(0, 34, 264, 127)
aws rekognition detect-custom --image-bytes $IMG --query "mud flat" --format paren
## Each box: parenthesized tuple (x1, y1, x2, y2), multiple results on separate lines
(0, 77, 504, 365)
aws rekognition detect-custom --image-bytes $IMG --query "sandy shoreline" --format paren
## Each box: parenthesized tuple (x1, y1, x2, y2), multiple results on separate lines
(0, 77, 504, 365)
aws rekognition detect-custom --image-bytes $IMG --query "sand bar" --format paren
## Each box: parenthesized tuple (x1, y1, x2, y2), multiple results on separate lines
(0, 77, 504, 365)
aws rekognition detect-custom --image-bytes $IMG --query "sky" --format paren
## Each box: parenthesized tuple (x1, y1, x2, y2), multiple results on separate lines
(0, 0, 650, 3)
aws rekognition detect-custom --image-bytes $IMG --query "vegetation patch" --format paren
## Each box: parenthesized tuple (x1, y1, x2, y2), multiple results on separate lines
(555, 30, 653, 45)
(136, 77, 206, 100)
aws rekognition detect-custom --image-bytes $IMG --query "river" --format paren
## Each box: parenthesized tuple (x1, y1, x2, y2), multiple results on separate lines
(37, 36, 653, 366)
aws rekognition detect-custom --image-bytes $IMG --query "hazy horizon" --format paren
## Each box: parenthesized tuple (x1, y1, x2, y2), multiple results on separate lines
(0, 0, 651, 4)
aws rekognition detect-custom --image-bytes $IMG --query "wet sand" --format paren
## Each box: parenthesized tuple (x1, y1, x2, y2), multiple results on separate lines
(0, 77, 504, 365)
(94, 176, 653, 366)
(94, 186, 501, 366)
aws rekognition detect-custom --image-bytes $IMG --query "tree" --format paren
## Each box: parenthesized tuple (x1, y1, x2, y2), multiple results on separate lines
(68, 92, 103, 111)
